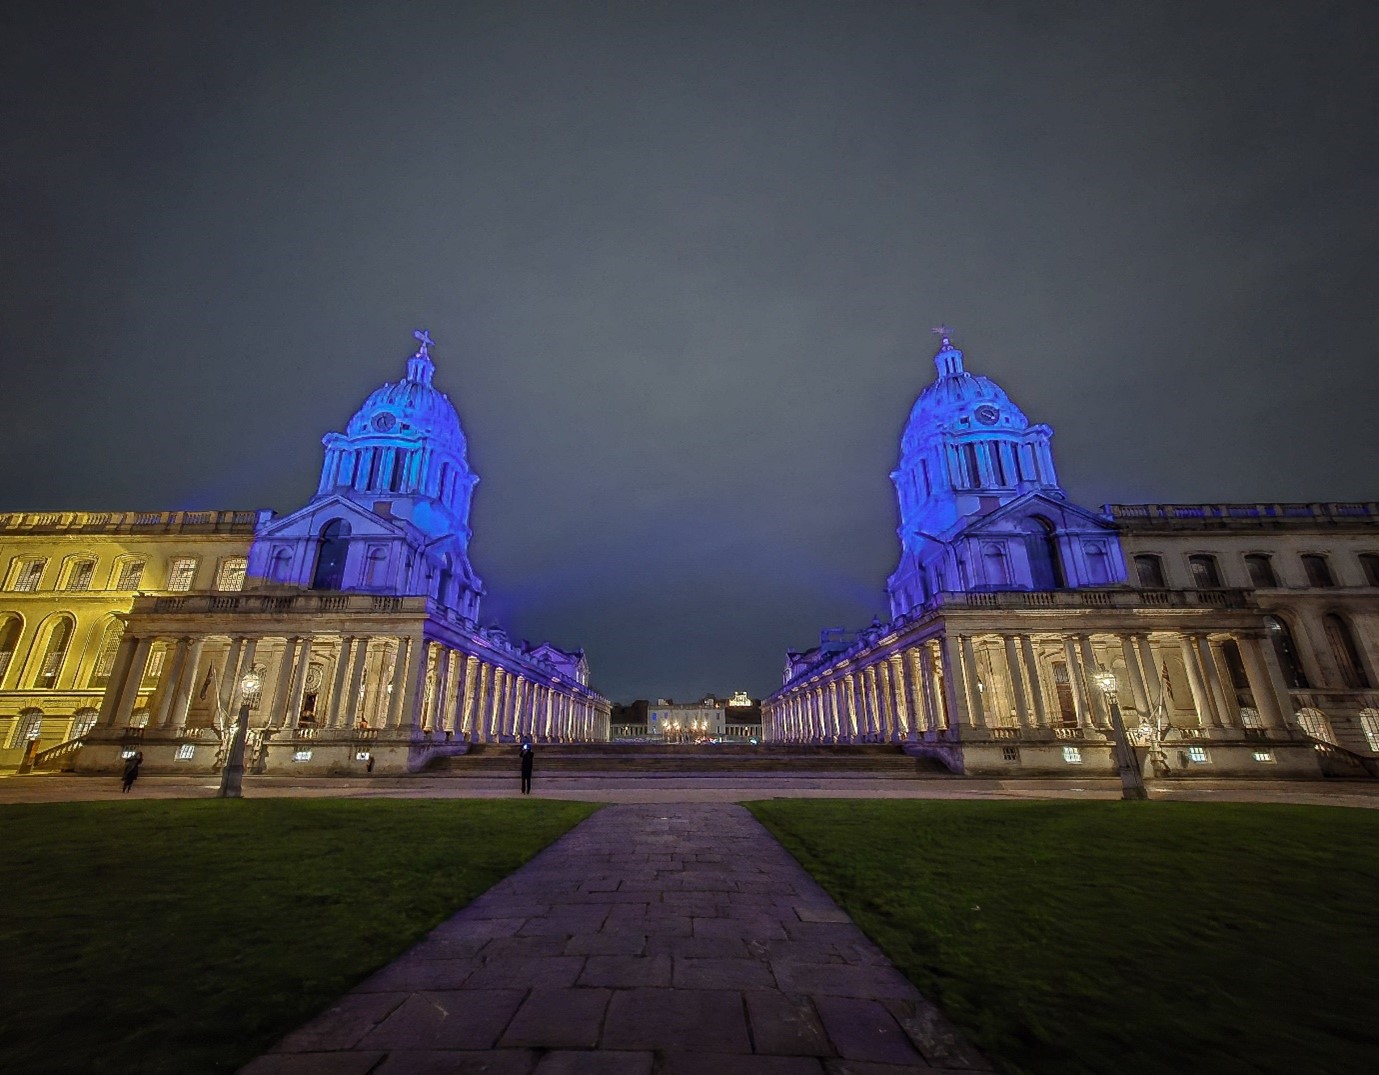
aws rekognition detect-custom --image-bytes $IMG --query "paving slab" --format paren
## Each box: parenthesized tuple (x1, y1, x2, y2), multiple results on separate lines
(242, 803, 993, 1073)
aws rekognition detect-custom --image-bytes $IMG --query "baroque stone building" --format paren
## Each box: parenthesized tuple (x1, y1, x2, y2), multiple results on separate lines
(1, 331, 608, 776)
(764, 331, 1379, 779)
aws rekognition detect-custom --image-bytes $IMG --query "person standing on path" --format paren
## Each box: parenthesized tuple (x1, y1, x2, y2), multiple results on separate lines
(120, 751, 143, 793)
(519, 738, 534, 795)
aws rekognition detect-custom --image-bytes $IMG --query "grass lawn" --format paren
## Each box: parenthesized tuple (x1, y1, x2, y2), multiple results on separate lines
(0, 798, 599, 1075)
(747, 799, 1379, 1075)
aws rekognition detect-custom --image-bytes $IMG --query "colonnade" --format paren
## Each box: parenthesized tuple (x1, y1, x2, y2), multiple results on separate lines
(768, 628, 1292, 743)
(95, 630, 605, 742)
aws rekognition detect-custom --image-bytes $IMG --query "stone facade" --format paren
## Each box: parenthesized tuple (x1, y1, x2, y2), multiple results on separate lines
(2, 331, 608, 776)
(765, 333, 1379, 780)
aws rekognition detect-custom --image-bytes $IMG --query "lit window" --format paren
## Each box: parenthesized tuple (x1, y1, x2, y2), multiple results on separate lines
(1252, 751, 1275, 763)
(216, 558, 248, 592)
(121, 748, 138, 759)
(167, 558, 198, 591)
(116, 560, 146, 590)
(1359, 712, 1379, 752)
(65, 559, 95, 591)
(1062, 745, 1082, 764)
(1186, 745, 1209, 764)
(293, 750, 313, 762)
(89, 621, 124, 688)
(13, 558, 47, 592)
(10, 712, 42, 746)
(175, 744, 196, 760)
(72, 712, 98, 738)
(35, 618, 74, 689)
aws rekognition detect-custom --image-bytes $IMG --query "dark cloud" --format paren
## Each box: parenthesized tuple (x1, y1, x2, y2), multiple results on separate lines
(3, 1, 1377, 700)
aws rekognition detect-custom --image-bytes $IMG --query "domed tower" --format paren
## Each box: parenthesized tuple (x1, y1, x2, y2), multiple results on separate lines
(247, 330, 484, 619)
(887, 328, 1124, 618)
(317, 329, 477, 546)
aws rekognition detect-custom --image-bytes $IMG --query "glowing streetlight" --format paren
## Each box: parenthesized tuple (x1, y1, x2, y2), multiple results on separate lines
(1092, 668, 1148, 801)
(217, 667, 262, 799)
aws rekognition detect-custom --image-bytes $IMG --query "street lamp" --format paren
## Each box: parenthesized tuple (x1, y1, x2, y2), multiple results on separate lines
(217, 668, 262, 799)
(1091, 669, 1149, 801)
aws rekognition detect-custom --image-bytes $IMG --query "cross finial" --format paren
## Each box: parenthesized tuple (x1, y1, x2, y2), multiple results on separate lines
(413, 328, 435, 357)
(931, 324, 955, 347)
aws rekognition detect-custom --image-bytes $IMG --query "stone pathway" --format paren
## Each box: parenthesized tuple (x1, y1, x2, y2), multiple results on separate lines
(242, 803, 993, 1074)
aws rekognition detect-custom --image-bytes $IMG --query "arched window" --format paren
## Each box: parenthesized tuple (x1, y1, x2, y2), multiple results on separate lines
(1244, 554, 1277, 589)
(1134, 554, 1166, 588)
(1323, 614, 1370, 689)
(1187, 554, 1222, 588)
(364, 547, 388, 588)
(71, 708, 99, 739)
(1265, 616, 1310, 689)
(33, 617, 74, 689)
(311, 519, 352, 590)
(1024, 517, 1064, 590)
(115, 558, 146, 591)
(0, 614, 21, 687)
(89, 620, 124, 688)
(9, 709, 43, 748)
(1295, 707, 1335, 744)
(1358, 709, 1379, 752)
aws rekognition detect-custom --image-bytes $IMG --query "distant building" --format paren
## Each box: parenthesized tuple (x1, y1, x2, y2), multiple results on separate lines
(1, 331, 609, 776)
(611, 693, 762, 741)
(766, 331, 1379, 779)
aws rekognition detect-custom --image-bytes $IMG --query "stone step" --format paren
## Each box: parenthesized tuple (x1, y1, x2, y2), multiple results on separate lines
(427, 743, 953, 775)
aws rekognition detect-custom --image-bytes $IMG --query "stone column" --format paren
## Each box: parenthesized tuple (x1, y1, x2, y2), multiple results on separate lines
(1120, 635, 1152, 719)
(96, 634, 140, 728)
(881, 660, 901, 740)
(112, 636, 154, 728)
(1077, 635, 1108, 729)
(1062, 637, 1091, 730)
(1238, 635, 1287, 730)
(266, 639, 298, 730)
(918, 646, 941, 733)
(959, 635, 986, 729)
(153, 638, 192, 728)
(341, 637, 370, 729)
(326, 638, 355, 728)
(1179, 634, 1215, 728)
(386, 637, 411, 729)
(215, 638, 246, 725)
(282, 637, 313, 730)
(398, 635, 429, 735)
(1002, 635, 1030, 731)
(1256, 635, 1299, 729)
(1199, 636, 1233, 727)
(939, 635, 970, 735)
(169, 638, 206, 730)
(1136, 636, 1165, 712)
(432, 646, 452, 734)
(1019, 636, 1048, 728)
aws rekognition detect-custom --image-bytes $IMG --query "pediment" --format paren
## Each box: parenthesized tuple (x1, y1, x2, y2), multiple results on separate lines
(255, 494, 409, 542)
(958, 491, 1116, 538)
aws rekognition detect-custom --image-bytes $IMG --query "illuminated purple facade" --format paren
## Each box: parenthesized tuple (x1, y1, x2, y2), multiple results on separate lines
(886, 330, 1125, 617)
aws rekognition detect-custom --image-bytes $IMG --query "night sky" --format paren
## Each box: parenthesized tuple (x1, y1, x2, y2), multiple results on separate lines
(3, 2, 1377, 703)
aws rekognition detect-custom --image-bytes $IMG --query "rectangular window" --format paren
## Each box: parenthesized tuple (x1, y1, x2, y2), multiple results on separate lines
(293, 750, 313, 763)
(175, 744, 196, 761)
(1001, 745, 1019, 763)
(1245, 554, 1277, 589)
(1362, 715, 1379, 753)
(1188, 555, 1222, 588)
(116, 560, 145, 590)
(14, 558, 47, 592)
(990, 443, 1008, 485)
(1361, 554, 1379, 588)
(1301, 554, 1335, 588)
(1252, 750, 1275, 763)
(961, 443, 981, 488)
(1186, 745, 1209, 764)
(167, 558, 198, 592)
(216, 558, 248, 592)
(1062, 745, 1082, 764)
(1134, 555, 1167, 589)
(66, 560, 95, 591)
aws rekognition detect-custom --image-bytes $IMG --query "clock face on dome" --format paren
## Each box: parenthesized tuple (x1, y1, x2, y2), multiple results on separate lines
(974, 404, 1000, 426)
(372, 412, 397, 433)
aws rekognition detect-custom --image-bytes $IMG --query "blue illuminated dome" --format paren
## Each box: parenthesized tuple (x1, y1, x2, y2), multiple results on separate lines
(346, 348, 468, 460)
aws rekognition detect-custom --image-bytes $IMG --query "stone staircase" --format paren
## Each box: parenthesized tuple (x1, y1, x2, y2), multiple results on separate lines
(426, 742, 955, 777)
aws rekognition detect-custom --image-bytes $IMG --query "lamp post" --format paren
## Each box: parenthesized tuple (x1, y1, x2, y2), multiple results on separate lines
(1091, 668, 1149, 801)
(217, 668, 262, 799)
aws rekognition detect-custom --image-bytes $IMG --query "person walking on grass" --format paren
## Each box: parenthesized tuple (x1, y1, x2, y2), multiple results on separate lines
(121, 751, 143, 793)
(519, 738, 534, 795)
